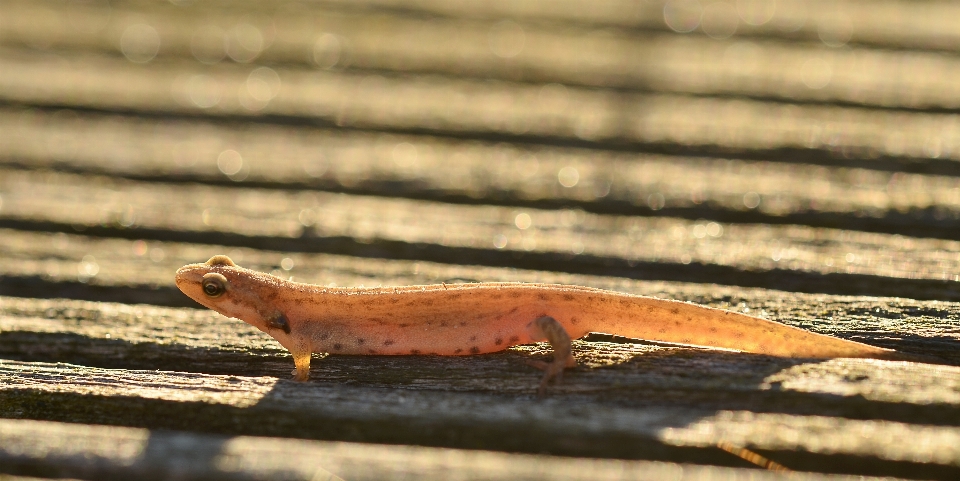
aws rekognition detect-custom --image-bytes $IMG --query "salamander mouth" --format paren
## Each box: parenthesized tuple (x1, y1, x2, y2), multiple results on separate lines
(174, 264, 208, 292)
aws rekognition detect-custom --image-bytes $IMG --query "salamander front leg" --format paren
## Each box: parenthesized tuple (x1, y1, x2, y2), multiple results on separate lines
(291, 350, 311, 382)
(525, 316, 577, 397)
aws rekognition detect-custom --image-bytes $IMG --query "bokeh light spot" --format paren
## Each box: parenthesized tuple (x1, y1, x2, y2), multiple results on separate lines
(187, 75, 221, 108)
(217, 149, 243, 176)
(514, 213, 532, 230)
(392, 142, 418, 167)
(664, 0, 703, 33)
(701, 2, 739, 39)
(558, 166, 580, 187)
(648, 193, 665, 210)
(736, 0, 776, 26)
(302, 153, 328, 178)
(246, 67, 281, 101)
(227, 24, 263, 62)
(706, 222, 723, 237)
(120, 24, 160, 63)
(818, 14, 853, 47)
(78, 255, 99, 282)
(313, 33, 342, 69)
(191, 25, 226, 64)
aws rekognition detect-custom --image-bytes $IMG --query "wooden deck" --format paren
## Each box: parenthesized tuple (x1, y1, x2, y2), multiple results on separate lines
(1, 1, 959, 479)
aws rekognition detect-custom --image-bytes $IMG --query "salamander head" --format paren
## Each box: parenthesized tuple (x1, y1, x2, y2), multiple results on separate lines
(175, 255, 288, 334)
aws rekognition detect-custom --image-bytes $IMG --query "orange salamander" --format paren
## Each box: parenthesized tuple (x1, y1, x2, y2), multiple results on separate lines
(176, 255, 896, 395)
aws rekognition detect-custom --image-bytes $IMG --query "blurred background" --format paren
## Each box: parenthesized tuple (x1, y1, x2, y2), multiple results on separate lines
(5, 0, 960, 301)
(3, 1, 960, 479)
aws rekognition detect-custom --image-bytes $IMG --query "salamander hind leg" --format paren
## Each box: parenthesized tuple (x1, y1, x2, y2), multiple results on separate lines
(525, 316, 577, 397)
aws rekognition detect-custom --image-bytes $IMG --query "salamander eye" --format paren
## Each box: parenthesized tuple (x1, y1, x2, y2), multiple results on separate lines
(201, 273, 228, 298)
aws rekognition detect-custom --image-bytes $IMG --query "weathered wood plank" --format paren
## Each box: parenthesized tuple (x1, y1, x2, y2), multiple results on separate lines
(2, 290, 958, 398)
(2, 1, 959, 109)
(6, 108, 960, 237)
(1, 360, 958, 478)
(321, 0, 960, 53)
(2, 49, 960, 165)
(0, 226, 953, 353)
(1, 0, 955, 479)
(0, 418, 905, 481)
(5, 169, 960, 299)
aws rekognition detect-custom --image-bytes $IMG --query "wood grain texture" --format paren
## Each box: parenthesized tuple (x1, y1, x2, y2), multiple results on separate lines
(1, 356, 959, 476)
(7, 107, 960, 227)
(1, 418, 912, 481)
(1, 0, 959, 478)
(3, 0, 960, 108)
(6, 170, 960, 300)
(3, 49, 960, 166)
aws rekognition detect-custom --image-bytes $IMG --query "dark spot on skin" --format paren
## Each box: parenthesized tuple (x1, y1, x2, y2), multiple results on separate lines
(495, 337, 503, 345)
(470, 346, 480, 354)
(319, 333, 330, 341)
(356, 338, 365, 345)
(508, 307, 519, 314)
(671, 308, 680, 314)
(509, 335, 520, 343)
(710, 327, 718, 333)
(383, 340, 395, 346)
(460, 321, 467, 327)
(399, 323, 410, 328)
(368, 349, 377, 354)
(454, 348, 463, 354)
(470, 335, 477, 341)
(570, 317, 579, 325)
(510, 291, 522, 298)
(439, 321, 449, 327)
(333, 343, 343, 350)
(265, 312, 291, 334)
(562, 294, 575, 301)
(537, 293, 548, 301)
(410, 349, 421, 354)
